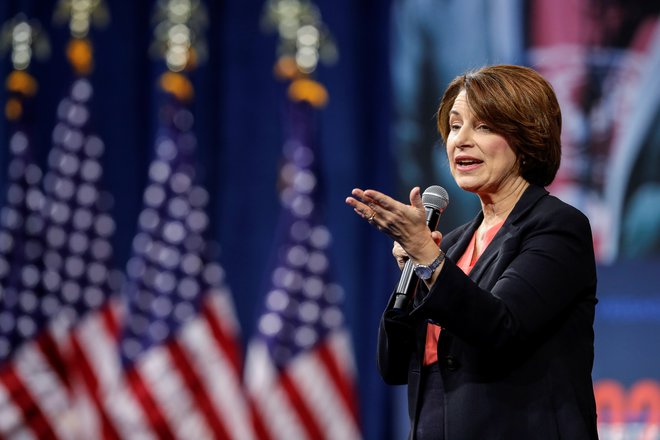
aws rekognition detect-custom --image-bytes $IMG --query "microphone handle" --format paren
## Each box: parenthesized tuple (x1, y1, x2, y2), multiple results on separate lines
(392, 207, 443, 310)
(393, 260, 417, 309)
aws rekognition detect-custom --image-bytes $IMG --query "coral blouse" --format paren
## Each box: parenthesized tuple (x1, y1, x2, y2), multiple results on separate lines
(423, 219, 506, 366)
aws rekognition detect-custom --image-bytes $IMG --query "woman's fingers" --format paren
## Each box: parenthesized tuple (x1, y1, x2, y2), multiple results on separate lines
(350, 188, 407, 217)
(362, 189, 399, 211)
(347, 188, 386, 223)
(346, 187, 430, 241)
(346, 189, 380, 226)
(409, 186, 424, 211)
(392, 241, 409, 270)
(430, 230, 443, 246)
(392, 241, 408, 258)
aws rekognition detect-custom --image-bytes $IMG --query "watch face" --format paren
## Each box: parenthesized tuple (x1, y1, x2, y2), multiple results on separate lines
(414, 266, 433, 280)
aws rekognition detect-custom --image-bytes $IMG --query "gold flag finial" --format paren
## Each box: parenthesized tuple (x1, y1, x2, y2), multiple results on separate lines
(151, 0, 209, 73)
(261, 0, 338, 75)
(261, 0, 337, 107)
(53, 0, 110, 39)
(151, 0, 209, 101)
(0, 13, 50, 71)
(53, 0, 110, 75)
(0, 14, 50, 120)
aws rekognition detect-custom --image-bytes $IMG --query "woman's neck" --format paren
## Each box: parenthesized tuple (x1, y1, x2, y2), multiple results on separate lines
(479, 178, 529, 227)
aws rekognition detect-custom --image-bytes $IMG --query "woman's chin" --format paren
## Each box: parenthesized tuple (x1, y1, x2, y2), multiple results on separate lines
(454, 179, 481, 193)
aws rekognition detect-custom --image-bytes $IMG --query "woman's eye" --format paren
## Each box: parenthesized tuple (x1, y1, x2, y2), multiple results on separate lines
(450, 123, 461, 131)
(477, 124, 491, 131)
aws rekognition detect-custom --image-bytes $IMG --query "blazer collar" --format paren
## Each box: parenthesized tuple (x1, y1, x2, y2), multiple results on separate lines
(503, 184, 548, 225)
(445, 185, 548, 283)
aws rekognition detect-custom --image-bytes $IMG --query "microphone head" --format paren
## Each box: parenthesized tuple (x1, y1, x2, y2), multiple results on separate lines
(422, 185, 449, 211)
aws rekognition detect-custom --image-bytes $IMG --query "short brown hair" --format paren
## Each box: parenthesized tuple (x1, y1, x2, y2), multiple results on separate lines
(437, 65, 562, 187)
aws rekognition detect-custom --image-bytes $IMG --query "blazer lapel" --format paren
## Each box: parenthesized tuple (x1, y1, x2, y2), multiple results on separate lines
(444, 185, 549, 286)
(468, 233, 503, 283)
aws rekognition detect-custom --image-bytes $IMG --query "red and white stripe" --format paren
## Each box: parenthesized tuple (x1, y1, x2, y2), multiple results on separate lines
(68, 300, 157, 440)
(0, 340, 74, 439)
(245, 331, 361, 440)
(177, 294, 255, 440)
(64, 291, 253, 440)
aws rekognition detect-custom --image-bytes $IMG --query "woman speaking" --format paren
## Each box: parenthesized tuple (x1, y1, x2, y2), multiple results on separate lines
(346, 65, 599, 439)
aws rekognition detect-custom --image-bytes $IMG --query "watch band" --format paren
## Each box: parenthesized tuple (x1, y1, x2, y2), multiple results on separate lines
(413, 249, 445, 280)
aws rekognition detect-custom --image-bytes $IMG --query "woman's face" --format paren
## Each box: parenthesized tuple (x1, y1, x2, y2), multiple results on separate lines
(446, 90, 521, 198)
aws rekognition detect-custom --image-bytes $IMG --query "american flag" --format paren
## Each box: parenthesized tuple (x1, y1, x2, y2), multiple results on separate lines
(0, 67, 67, 439)
(93, 0, 256, 435)
(244, 99, 362, 440)
(106, 76, 255, 439)
(0, 63, 123, 438)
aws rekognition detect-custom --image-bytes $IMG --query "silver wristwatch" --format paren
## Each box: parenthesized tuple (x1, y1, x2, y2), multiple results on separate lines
(412, 250, 445, 280)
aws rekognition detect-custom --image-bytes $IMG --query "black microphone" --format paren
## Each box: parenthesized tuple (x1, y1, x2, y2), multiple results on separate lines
(393, 185, 449, 310)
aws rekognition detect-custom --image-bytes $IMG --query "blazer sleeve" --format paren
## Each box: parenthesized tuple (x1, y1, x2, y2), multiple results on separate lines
(412, 198, 597, 352)
(376, 306, 417, 385)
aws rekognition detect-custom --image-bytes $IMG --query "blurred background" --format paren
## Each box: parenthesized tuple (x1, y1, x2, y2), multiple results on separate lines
(0, 0, 659, 439)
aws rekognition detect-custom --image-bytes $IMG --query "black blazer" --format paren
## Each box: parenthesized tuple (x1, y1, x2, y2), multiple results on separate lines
(378, 185, 599, 439)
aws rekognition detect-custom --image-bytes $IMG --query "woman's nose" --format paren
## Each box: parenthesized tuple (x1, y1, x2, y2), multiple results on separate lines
(452, 126, 473, 148)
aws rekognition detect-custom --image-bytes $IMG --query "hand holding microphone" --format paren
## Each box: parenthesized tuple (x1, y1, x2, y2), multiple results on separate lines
(346, 185, 449, 310)
(392, 186, 448, 310)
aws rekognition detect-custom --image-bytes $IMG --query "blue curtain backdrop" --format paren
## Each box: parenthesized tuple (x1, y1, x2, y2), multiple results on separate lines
(3, 1, 660, 439)
(0, 1, 397, 439)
